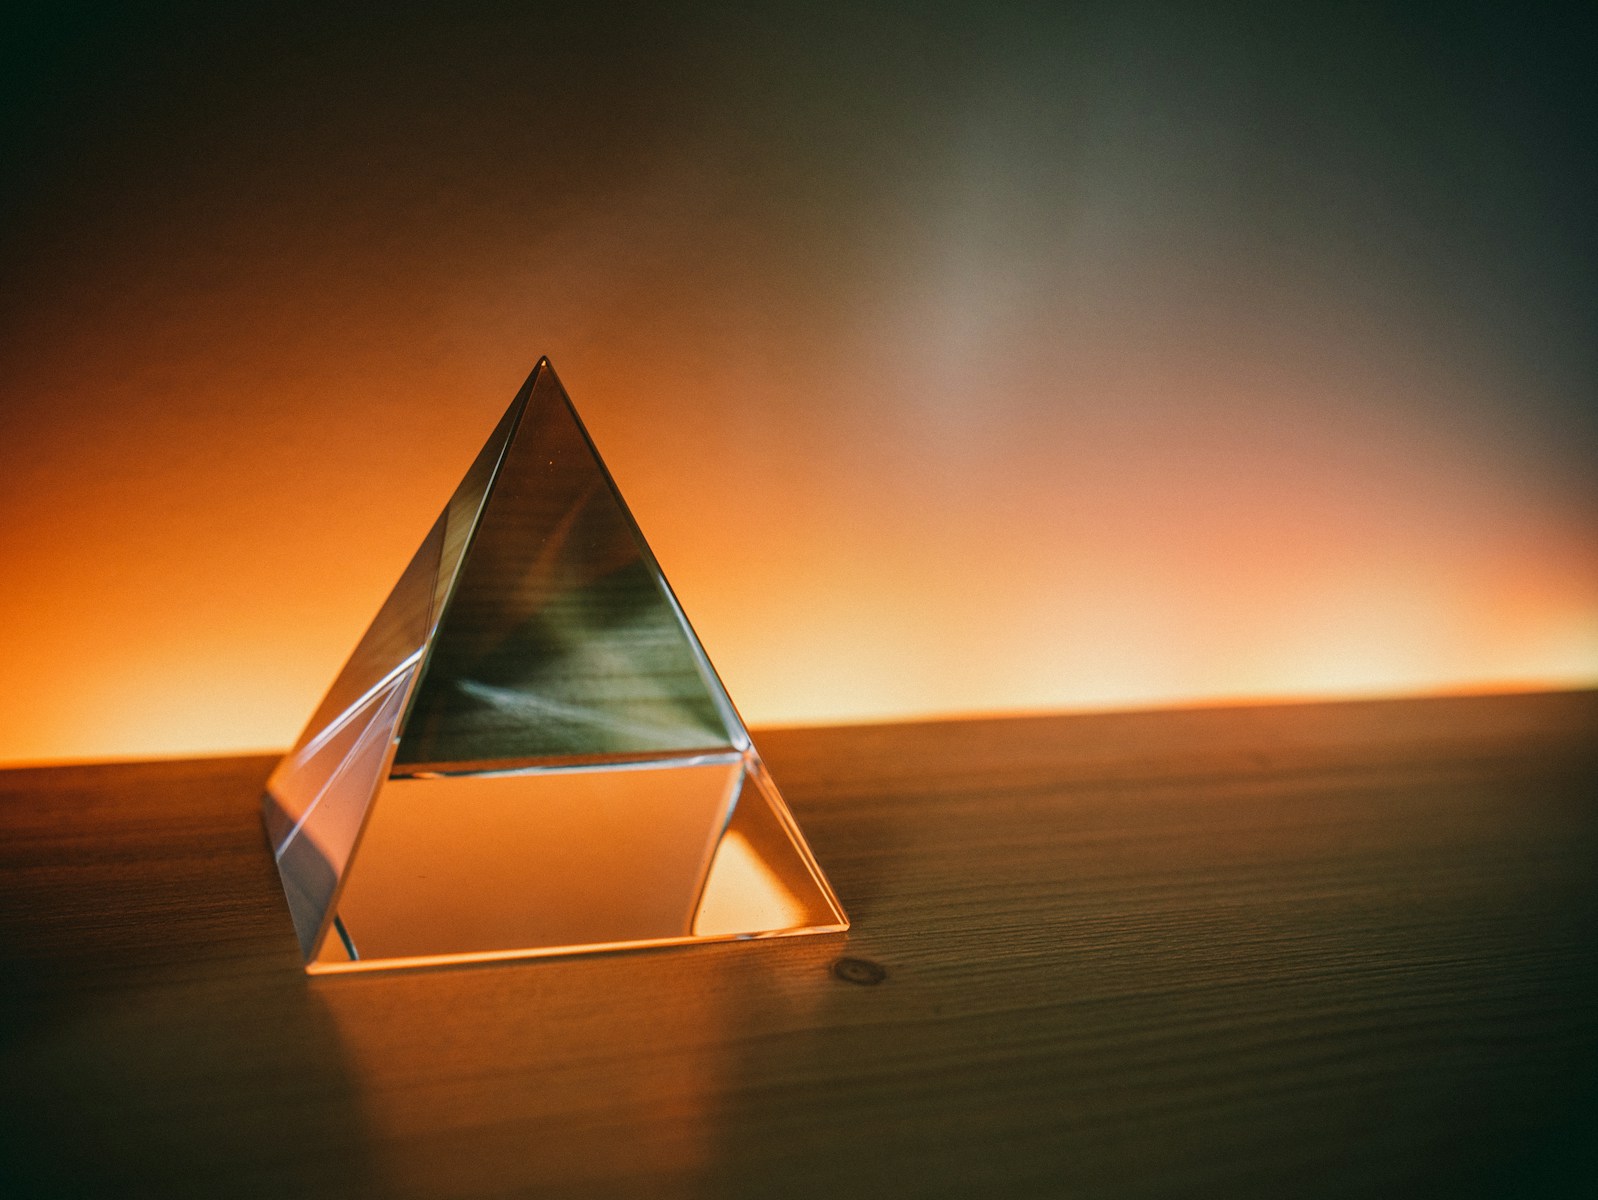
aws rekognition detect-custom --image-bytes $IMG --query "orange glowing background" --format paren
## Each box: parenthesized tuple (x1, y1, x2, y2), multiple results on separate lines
(3, 4, 1594, 766)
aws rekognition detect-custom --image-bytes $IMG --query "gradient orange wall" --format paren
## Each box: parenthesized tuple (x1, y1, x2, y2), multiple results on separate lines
(3, 4, 1594, 765)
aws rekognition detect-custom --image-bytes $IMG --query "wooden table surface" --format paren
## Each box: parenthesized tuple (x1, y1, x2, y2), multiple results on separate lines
(2, 692, 1595, 1199)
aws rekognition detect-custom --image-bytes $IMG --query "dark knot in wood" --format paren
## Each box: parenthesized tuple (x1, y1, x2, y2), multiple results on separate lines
(832, 957, 887, 986)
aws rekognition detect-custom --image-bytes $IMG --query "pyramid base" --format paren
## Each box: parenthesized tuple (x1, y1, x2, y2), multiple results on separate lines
(300, 753, 847, 974)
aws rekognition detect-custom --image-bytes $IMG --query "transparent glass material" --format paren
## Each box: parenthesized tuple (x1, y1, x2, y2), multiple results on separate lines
(263, 359, 847, 973)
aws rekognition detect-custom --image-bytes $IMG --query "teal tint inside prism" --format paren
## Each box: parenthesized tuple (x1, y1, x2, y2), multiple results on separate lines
(396, 371, 734, 765)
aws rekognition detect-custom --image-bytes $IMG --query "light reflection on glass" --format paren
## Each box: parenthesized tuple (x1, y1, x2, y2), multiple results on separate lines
(263, 359, 846, 972)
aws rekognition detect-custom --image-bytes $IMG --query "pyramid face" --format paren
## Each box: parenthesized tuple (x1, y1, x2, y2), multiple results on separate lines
(263, 360, 847, 973)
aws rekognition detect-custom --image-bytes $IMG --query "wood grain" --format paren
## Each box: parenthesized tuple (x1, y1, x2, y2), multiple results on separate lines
(2, 692, 1596, 1199)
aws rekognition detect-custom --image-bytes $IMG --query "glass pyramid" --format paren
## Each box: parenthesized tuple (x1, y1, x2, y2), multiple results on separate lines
(263, 359, 848, 973)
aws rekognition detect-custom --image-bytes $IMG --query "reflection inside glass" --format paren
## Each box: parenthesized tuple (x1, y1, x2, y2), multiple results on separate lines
(262, 358, 846, 972)
(313, 751, 841, 971)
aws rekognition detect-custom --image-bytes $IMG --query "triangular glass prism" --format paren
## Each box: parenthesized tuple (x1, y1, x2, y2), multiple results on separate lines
(263, 359, 847, 972)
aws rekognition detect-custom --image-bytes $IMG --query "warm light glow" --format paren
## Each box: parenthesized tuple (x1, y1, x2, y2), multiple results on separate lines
(2, 343, 1594, 767)
(4, 8, 1593, 765)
